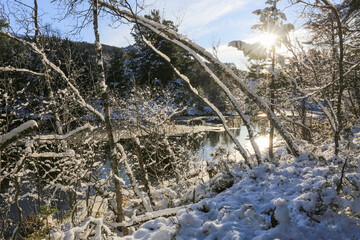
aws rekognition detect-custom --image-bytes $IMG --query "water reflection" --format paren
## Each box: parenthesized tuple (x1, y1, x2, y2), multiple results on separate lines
(197, 121, 277, 161)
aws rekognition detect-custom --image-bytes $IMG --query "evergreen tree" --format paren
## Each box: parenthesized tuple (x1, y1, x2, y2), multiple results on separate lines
(107, 47, 126, 90)
(129, 10, 194, 86)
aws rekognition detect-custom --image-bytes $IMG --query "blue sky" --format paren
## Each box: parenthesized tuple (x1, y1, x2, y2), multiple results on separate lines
(6, 0, 305, 69)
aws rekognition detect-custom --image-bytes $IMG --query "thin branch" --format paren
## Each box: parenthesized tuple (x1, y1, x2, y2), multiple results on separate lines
(0, 66, 46, 76)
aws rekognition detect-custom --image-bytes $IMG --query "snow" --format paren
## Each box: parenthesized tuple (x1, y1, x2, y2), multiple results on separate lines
(273, 198, 290, 224)
(119, 143, 360, 240)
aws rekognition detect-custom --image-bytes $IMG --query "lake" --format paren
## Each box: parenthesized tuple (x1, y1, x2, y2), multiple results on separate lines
(197, 118, 275, 162)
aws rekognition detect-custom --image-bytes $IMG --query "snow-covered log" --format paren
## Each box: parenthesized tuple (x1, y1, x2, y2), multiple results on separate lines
(106, 206, 184, 228)
(97, 0, 300, 157)
(0, 120, 38, 148)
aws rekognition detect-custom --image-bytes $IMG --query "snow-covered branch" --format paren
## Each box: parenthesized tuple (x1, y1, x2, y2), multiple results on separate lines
(33, 123, 96, 141)
(28, 149, 75, 158)
(0, 120, 38, 148)
(0, 66, 46, 76)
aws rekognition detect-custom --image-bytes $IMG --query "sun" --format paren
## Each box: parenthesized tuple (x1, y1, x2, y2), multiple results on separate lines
(256, 32, 278, 49)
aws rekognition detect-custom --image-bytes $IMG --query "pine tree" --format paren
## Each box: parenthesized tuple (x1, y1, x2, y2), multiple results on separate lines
(129, 10, 194, 86)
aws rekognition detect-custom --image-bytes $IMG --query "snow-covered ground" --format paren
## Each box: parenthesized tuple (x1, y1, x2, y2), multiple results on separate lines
(51, 129, 360, 240)
(120, 143, 360, 239)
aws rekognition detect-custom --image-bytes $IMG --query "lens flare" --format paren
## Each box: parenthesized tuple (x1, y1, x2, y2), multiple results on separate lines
(255, 32, 278, 49)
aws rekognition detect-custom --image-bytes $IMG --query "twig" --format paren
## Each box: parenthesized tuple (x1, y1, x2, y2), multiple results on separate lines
(336, 157, 348, 193)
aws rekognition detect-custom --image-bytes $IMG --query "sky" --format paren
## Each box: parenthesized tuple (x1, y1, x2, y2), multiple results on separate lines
(5, 0, 306, 70)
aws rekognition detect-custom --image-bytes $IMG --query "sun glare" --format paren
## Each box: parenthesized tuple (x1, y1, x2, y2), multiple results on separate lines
(254, 135, 277, 152)
(255, 136, 269, 151)
(257, 33, 278, 49)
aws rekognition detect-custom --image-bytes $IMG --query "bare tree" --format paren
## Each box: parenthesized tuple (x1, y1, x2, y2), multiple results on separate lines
(92, 0, 128, 234)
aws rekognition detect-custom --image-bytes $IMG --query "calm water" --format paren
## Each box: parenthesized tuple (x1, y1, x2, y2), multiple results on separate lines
(101, 119, 274, 182)
(197, 120, 274, 161)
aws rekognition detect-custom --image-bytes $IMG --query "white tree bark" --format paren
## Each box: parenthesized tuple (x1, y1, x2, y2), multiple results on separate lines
(92, 0, 127, 234)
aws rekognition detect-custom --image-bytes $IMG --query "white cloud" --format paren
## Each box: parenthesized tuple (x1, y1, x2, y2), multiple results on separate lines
(180, 0, 248, 30)
(150, 0, 250, 39)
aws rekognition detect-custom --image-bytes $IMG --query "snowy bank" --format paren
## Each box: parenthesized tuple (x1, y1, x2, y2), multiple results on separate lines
(119, 144, 360, 239)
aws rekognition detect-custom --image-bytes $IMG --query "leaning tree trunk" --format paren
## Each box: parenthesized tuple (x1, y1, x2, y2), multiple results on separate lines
(98, 0, 299, 158)
(269, 46, 276, 161)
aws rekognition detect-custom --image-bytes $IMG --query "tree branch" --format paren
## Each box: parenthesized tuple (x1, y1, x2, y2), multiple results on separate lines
(0, 66, 46, 76)
(0, 120, 38, 149)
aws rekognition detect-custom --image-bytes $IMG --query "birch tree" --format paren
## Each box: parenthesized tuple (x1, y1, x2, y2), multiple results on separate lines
(92, 0, 128, 234)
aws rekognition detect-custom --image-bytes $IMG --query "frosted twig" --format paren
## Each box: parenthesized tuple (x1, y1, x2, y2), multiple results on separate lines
(0, 66, 46, 76)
